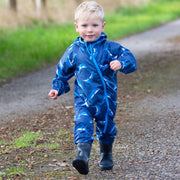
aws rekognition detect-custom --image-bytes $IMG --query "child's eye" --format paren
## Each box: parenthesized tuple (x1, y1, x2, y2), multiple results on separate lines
(82, 24, 87, 27)
(93, 24, 98, 27)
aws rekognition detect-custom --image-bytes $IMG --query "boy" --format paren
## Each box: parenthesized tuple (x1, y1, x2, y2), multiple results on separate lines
(49, 1, 137, 175)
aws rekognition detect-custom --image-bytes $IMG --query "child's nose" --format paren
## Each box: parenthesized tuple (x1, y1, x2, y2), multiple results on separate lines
(87, 26, 93, 32)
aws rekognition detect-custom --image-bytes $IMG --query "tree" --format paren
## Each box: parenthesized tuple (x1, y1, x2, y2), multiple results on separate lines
(32, 0, 46, 16)
(7, 0, 17, 12)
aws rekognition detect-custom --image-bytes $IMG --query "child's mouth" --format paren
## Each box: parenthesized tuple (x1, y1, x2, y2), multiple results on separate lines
(87, 35, 94, 38)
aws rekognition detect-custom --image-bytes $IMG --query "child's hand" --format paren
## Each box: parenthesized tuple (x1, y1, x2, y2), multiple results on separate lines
(48, 89, 58, 100)
(110, 60, 122, 71)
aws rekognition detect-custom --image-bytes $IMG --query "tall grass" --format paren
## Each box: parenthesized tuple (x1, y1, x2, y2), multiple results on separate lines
(0, 0, 180, 83)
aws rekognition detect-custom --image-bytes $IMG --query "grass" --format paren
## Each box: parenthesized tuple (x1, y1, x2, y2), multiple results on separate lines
(37, 142, 60, 149)
(0, 0, 180, 83)
(13, 131, 43, 148)
(2, 130, 69, 150)
(0, 129, 72, 178)
(105, 0, 180, 39)
(0, 166, 26, 179)
(0, 140, 5, 145)
(4, 166, 26, 177)
(0, 23, 76, 83)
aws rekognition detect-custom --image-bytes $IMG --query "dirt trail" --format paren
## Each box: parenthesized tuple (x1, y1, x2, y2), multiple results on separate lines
(0, 19, 180, 122)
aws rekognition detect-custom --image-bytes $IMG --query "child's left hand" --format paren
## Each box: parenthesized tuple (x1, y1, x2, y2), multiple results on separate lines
(110, 60, 122, 71)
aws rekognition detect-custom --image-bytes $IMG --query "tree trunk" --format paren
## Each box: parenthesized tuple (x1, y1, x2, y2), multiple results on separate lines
(7, 0, 17, 12)
(41, 0, 46, 9)
(34, 0, 46, 16)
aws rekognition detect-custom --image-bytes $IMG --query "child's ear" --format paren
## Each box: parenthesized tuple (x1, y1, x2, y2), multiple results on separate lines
(74, 22, 79, 33)
(102, 21, 106, 32)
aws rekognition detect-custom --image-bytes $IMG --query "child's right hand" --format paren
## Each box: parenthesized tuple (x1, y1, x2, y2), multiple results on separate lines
(48, 89, 58, 100)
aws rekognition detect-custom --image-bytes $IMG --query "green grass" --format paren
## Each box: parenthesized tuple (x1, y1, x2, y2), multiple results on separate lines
(37, 142, 60, 149)
(13, 131, 43, 148)
(105, 0, 180, 39)
(0, 23, 76, 82)
(0, 140, 5, 145)
(1, 129, 70, 150)
(5, 166, 26, 177)
(0, 0, 180, 83)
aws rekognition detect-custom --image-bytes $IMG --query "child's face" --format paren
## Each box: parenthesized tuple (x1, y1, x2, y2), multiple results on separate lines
(74, 15, 106, 42)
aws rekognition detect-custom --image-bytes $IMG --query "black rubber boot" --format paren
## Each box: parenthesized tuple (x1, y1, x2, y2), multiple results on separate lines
(99, 142, 113, 170)
(72, 142, 91, 175)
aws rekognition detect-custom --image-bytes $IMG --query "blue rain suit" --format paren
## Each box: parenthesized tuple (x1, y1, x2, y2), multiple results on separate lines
(52, 33, 137, 145)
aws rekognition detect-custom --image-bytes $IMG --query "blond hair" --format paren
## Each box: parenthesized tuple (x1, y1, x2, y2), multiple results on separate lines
(74, 1, 104, 22)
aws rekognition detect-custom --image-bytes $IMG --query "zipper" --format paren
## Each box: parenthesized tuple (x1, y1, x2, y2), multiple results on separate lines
(86, 43, 109, 133)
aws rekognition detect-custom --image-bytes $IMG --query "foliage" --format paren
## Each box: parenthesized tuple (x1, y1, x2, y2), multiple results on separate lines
(0, 0, 180, 83)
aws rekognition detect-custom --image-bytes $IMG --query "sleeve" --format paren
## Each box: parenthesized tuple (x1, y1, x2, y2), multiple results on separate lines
(118, 46, 137, 74)
(52, 45, 76, 96)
